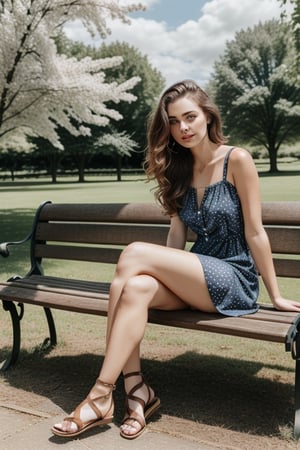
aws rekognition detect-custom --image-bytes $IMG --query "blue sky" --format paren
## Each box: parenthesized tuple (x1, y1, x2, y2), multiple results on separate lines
(65, 0, 290, 88)
(130, 0, 207, 29)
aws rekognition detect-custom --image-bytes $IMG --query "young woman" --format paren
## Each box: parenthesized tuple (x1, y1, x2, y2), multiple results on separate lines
(52, 79, 300, 440)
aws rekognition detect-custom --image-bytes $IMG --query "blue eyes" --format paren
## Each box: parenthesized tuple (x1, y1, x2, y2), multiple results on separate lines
(169, 114, 197, 125)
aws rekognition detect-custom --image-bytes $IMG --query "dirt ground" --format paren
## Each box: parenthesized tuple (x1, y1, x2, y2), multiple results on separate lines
(2, 322, 300, 450)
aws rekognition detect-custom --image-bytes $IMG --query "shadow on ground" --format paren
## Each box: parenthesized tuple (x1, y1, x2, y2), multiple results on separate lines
(0, 349, 295, 438)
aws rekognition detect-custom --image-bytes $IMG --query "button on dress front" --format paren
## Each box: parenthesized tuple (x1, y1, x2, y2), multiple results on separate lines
(179, 148, 259, 316)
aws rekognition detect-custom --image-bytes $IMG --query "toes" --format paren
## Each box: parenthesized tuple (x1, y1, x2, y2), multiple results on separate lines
(120, 420, 141, 436)
(53, 420, 77, 433)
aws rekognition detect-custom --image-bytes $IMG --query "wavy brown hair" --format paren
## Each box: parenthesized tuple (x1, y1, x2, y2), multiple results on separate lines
(144, 79, 227, 216)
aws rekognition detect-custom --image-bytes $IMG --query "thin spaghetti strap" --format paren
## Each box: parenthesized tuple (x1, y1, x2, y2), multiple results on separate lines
(223, 147, 235, 181)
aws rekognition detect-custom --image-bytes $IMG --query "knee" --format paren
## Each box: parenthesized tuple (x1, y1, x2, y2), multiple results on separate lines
(121, 275, 158, 306)
(122, 241, 149, 260)
(116, 241, 149, 273)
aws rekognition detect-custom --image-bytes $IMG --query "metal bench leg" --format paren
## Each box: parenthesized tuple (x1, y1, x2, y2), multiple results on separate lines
(0, 303, 57, 371)
(43, 307, 57, 348)
(294, 359, 300, 439)
(0, 300, 22, 371)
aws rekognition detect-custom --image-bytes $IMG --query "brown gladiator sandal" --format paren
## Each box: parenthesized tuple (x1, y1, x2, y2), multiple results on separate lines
(51, 379, 116, 438)
(120, 371, 161, 440)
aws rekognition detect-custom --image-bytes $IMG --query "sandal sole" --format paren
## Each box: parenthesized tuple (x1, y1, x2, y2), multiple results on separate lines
(51, 416, 113, 438)
(120, 397, 161, 440)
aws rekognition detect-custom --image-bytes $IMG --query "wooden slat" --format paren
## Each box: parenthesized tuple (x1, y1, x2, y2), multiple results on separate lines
(9, 276, 298, 326)
(37, 201, 300, 226)
(273, 258, 300, 278)
(36, 223, 169, 246)
(23, 275, 110, 293)
(0, 284, 109, 315)
(34, 245, 300, 275)
(0, 284, 290, 342)
(34, 244, 122, 263)
(38, 202, 170, 224)
(265, 226, 300, 254)
(262, 201, 300, 225)
(1, 276, 299, 343)
(147, 309, 290, 343)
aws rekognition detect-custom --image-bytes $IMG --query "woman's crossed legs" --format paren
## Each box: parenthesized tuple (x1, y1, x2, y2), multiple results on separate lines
(52, 242, 216, 438)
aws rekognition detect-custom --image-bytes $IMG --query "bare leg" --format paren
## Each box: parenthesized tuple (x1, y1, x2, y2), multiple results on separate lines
(52, 242, 215, 436)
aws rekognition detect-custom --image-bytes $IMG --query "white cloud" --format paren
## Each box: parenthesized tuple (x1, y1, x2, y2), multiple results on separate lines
(64, 0, 285, 88)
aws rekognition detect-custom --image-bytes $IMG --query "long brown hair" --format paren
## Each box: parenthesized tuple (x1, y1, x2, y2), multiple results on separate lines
(144, 79, 226, 215)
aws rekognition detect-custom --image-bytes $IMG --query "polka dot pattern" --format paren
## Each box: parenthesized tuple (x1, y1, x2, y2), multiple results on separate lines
(179, 148, 259, 317)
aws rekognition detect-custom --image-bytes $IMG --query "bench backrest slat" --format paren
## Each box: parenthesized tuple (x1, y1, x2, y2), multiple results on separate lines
(36, 223, 169, 246)
(38, 202, 170, 224)
(34, 244, 122, 264)
(29, 201, 300, 280)
(265, 227, 300, 254)
(273, 259, 300, 278)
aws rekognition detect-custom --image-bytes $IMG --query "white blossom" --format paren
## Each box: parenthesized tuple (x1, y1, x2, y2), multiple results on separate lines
(0, 0, 144, 148)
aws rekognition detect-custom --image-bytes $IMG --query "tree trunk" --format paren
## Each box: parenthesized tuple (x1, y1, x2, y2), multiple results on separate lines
(48, 154, 58, 183)
(268, 146, 279, 173)
(78, 156, 85, 182)
(116, 154, 122, 181)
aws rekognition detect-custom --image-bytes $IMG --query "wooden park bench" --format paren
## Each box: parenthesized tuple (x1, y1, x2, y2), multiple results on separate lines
(0, 201, 299, 436)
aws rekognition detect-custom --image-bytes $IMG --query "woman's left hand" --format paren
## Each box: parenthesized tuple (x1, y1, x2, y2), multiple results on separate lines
(273, 297, 300, 312)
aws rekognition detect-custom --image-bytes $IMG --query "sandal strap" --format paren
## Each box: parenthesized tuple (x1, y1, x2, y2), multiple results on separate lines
(123, 371, 151, 405)
(97, 379, 116, 390)
(122, 371, 154, 428)
(123, 371, 143, 380)
(69, 378, 115, 427)
(63, 415, 83, 429)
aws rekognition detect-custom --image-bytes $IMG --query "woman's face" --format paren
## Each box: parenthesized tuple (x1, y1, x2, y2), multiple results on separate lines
(167, 95, 209, 149)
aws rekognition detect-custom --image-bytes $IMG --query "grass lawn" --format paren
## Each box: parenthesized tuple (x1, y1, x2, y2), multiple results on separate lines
(0, 160, 299, 208)
(0, 161, 299, 444)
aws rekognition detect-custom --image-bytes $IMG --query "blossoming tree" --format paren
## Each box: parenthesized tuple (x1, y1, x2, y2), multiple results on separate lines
(0, 0, 143, 148)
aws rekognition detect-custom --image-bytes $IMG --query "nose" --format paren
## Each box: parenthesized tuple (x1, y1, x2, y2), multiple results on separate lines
(180, 121, 189, 132)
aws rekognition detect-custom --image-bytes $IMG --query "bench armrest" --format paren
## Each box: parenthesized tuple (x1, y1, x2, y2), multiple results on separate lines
(0, 233, 32, 257)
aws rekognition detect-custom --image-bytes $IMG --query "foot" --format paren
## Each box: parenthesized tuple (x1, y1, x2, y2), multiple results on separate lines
(120, 372, 160, 440)
(51, 379, 115, 438)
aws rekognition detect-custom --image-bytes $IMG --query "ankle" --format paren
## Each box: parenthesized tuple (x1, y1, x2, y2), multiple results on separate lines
(123, 371, 143, 393)
(89, 379, 116, 398)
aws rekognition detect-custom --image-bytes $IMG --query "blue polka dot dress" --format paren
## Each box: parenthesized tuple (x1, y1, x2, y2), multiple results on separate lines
(179, 148, 259, 317)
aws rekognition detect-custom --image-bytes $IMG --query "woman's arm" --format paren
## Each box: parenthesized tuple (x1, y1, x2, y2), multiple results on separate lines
(166, 214, 187, 249)
(230, 147, 300, 312)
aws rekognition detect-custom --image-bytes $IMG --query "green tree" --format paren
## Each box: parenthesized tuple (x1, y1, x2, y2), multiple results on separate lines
(95, 41, 165, 166)
(0, 1, 141, 148)
(30, 138, 63, 183)
(54, 38, 165, 179)
(280, 0, 300, 70)
(96, 130, 139, 181)
(211, 20, 300, 172)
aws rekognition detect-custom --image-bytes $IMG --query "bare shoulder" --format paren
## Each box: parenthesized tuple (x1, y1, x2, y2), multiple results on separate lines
(229, 147, 257, 173)
(229, 147, 254, 165)
(227, 147, 258, 185)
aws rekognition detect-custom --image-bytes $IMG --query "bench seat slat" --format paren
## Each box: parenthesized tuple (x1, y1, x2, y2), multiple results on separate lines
(1, 276, 298, 344)
(0, 283, 290, 343)
(148, 309, 290, 342)
(0, 282, 110, 315)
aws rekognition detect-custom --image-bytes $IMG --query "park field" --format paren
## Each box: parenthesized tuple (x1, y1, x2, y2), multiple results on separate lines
(0, 161, 299, 447)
